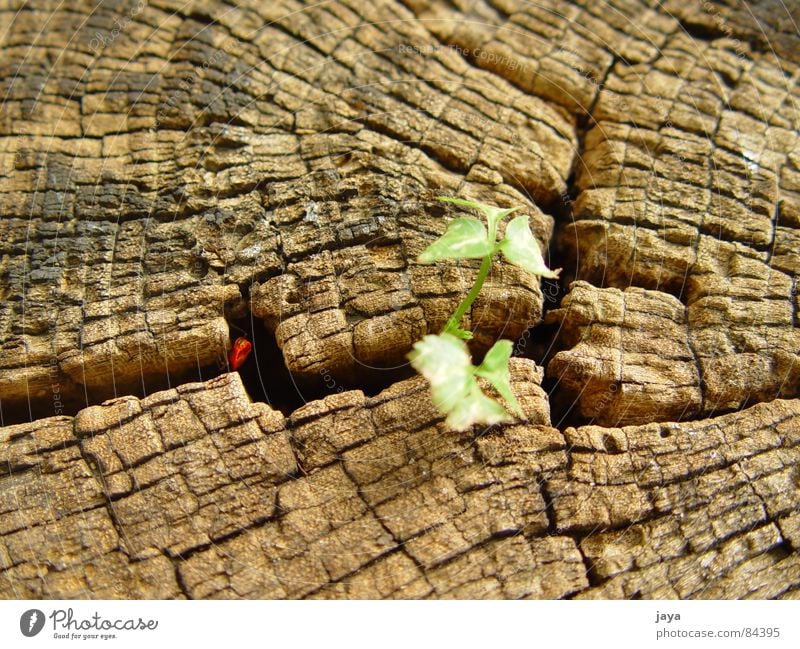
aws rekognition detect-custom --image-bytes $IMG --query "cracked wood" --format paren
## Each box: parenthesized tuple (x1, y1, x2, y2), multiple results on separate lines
(0, 0, 799, 600)
(2, 364, 799, 598)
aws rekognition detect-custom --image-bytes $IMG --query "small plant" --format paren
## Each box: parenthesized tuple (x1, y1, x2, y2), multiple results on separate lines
(408, 196, 560, 431)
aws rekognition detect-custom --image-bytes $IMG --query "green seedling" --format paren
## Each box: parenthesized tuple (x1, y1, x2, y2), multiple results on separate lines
(408, 196, 561, 431)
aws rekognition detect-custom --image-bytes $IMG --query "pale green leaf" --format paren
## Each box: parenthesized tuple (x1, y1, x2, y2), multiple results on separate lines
(408, 333, 472, 411)
(446, 382, 510, 431)
(418, 217, 492, 263)
(498, 215, 561, 278)
(474, 340, 524, 417)
(447, 326, 473, 341)
(438, 196, 519, 237)
(408, 333, 511, 431)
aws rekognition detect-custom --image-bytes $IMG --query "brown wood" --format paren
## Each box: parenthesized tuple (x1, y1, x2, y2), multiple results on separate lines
(2, 365, 798, 598)
(0, 0, 798, 598)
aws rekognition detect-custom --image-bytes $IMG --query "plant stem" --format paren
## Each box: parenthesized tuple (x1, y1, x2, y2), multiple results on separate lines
(443, 253, 493, 336)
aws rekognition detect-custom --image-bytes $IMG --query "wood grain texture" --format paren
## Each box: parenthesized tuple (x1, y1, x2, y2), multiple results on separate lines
(0, 0, 798, 599)
(0, 0, 574, 413)
(408, 0, 800, 425)
(1, 364, 798, 598)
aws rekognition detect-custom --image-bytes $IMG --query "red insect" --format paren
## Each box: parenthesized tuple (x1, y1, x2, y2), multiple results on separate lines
(228, 336, 253, 371)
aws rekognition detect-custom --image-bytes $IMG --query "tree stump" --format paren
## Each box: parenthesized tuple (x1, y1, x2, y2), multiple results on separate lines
(0, 0, 798, 599)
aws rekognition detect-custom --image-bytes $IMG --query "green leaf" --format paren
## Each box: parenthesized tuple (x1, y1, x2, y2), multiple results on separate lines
(408, 333, 511, 431)
(418, 217, 492, 263)
(438, 196, 519, 239)
(445, 325, 473, 341)
(474, 340, 524, 417)
(498, 215, 561, 278)
(447, 382, 511, 431)
(437, 196, 491, 212)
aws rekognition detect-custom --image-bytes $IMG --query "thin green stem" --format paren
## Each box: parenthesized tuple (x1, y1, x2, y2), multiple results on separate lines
(443, 253, 493, 336)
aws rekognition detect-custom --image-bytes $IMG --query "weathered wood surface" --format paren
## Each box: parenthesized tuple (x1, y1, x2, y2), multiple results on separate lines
(0, 0, 574, 413)
(2, 365, 798, 599)
(0, 0, 798, 598)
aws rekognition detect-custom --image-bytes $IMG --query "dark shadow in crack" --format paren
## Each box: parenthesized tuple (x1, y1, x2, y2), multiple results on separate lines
(228, 314, 418, 418)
